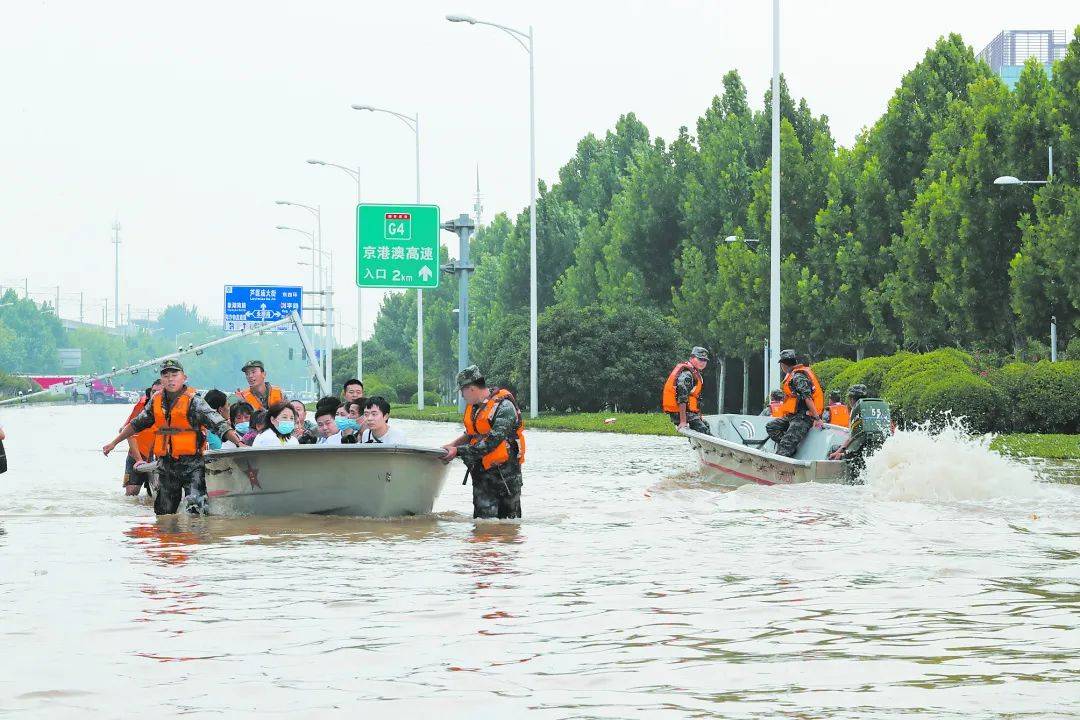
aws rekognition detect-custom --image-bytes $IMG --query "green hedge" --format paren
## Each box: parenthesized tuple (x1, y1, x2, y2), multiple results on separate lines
(407, 391, 444, 407)
(826, 353, 912, 398)
(811, 358, 854, 393)
(881, 349, 973, 394)
(1014, 360, 1080, 433)
(914, 372, 1004, 433)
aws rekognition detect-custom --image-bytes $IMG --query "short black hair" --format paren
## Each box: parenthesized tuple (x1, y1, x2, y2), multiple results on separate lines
(204, 389, 227, 410)
(343, 378, 364, 391)
(363, 395, 391, 416)
(345, 400, 364, 416)
(829, 390, 842, 401)
(315, 395, 340, 418)
(250, 409, 269, 431)
(230, 401, 254, 425)
(315, 404, 337, 420)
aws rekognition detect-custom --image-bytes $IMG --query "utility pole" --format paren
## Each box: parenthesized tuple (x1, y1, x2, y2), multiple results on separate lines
(55, 286, 61, 317)
(112, 219, 121, 328)
(768, 0, 781, 391)
(80, 292, 84, 323)
(440, 213, 476, 412)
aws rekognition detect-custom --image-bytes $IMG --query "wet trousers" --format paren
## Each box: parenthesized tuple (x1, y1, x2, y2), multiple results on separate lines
(471, 466, 522, 520)
(154, 457, 207, 516)
(765, 414, 813, 458)
(668, 412, 711, 436)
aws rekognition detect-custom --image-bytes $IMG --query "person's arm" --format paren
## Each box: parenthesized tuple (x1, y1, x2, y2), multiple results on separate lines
(104, 402, 155, 456)
(793, 374, 824, 427)
(0, 426, 5, 441)
(126, 437, 143, 462)
(191, 395, 243, 446)
(675, 370, 694, 428)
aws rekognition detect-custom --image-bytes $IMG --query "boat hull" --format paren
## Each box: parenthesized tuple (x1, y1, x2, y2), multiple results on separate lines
(682, 414, 849, 489)
(203, 445, 450, 517)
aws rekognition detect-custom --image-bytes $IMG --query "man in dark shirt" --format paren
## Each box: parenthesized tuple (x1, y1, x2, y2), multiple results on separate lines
(102, 360, 240, 515)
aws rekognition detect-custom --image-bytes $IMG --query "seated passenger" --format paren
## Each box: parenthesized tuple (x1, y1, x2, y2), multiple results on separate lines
(252, 402, 300, 447)
(760, 390, 785, 417)
(338, 400, 363, 444)
(360, 396, 407, 445)
(289, 399, 318, 444)
(226, 402, 254, 448)
(342, 378, 365, 404)
(824, 391, 850, 427)
(203, 389, 229, 450)
(242, 409, 267, 446)
(315, 406, 343, 444)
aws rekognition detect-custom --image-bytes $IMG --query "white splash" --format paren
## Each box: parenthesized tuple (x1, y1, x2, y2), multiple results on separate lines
(863, 419, 1042, 502)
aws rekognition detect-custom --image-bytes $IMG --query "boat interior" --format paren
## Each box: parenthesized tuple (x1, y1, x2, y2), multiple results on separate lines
(702, 413, 848, 462)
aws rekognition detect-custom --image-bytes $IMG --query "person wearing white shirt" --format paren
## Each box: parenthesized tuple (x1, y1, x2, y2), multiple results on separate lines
(315, 407, 343, 445)
(252, 402, 301, 448)
(360, 396, 407, 446)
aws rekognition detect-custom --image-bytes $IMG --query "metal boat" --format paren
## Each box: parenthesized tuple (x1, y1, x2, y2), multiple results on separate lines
(681, 414, 850, 488)
(202, 444, 450, 517)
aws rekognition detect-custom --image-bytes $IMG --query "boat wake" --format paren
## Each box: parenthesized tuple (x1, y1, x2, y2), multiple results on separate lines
(863, 419, 1043, 502)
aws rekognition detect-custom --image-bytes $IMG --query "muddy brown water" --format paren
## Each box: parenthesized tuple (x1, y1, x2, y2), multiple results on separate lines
(1, 405, 1078, 718)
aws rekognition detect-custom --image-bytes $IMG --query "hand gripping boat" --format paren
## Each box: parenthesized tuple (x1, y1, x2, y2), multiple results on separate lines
(202, 444, 450, 517)
(681, 414, 850, 488)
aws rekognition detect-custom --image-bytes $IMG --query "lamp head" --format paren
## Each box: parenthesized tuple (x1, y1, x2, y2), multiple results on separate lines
(306, 159, 325, 165)
(351, 104, 374, 112)
(446, 14, 477, 23)
(993, 176, 1021, 186)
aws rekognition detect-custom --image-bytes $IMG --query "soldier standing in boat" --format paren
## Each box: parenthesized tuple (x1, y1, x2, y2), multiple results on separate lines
(102, 360, 242, 515)
(441, 366, 526, 520)
(235, 360, 286, 411)
(766, 349, 825, 457)
(662, 346, 712, 435)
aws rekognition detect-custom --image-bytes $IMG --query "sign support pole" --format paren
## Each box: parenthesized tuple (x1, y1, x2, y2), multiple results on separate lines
(440, 214, 475, 412)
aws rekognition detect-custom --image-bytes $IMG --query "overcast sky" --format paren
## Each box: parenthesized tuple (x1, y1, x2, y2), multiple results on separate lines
(1, 0, 1075, 344)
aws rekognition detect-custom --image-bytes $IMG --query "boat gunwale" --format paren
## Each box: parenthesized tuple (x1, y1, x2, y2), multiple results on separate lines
(205, 444, 448, 460)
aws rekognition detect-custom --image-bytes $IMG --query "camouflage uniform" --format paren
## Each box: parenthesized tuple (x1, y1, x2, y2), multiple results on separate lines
(130, 386, 232, 515)
(455, 366, 524, 520)
(765, 370, 816, 458)
(667, 366, 711, 435)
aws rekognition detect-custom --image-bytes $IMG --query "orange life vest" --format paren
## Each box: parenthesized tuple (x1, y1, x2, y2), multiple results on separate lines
(462, 389, 526, 471)
(127, 395, 156, 458)
(235, 384, 284, 411)
(769, 400, 784, 418)
(827, 402, 850, 427)
(151, 387, 203, 459)
(662, 362, 703, 413)
(779, 365, 824, 417)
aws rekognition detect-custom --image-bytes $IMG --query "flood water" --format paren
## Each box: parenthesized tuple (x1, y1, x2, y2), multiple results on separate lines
(1, 404, 1078, 718)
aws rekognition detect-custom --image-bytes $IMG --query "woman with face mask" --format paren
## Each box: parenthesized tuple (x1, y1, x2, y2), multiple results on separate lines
(252, 402, 300, 448)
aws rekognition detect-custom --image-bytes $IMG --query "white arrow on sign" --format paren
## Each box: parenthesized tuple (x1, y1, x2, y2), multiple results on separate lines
(418, 265, 433, 282)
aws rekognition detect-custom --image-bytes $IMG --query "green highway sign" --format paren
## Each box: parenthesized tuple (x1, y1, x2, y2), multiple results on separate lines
(356, 203, 440, 289)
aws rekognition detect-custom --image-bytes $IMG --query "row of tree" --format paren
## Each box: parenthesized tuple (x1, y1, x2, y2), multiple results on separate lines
(351, 30, 1080, 413)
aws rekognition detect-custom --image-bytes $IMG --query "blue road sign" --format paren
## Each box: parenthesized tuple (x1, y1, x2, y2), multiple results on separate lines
(223, 285, 303, 333)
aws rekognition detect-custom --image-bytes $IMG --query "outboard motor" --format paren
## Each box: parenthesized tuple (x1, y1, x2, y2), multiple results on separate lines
(842, 398, 892, 484)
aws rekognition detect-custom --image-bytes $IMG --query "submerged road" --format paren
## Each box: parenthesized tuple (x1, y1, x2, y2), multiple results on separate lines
(1, 404, 1078, 718)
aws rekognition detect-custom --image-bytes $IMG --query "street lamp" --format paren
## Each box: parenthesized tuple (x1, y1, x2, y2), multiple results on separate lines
(275, 202, 331, 390)
(351, 103, 426, 409)
(768, 0, 781, 392)
(447, 12, 538, 418)
(992, 146, 1053, 186)
(724, 235, 761, 245)
(308, 158, 365, 382)
(174, 330, 192, 349)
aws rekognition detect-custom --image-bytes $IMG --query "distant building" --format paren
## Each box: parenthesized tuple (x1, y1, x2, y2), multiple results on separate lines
(978, 30, 1068, 89)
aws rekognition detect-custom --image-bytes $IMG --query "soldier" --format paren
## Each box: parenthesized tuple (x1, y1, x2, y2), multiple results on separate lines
(102, 360, 242, 515)
(235, 360, 286, 411)
(662, 346, 711, 435)
(765, 349, 825, 457)
(441, 366, 526, 520)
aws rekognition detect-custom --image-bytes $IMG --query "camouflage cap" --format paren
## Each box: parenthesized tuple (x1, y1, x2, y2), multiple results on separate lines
(690, 346, 710, 361)
(456, 365, 485, 389)
(778, 349, 798, 364)
(848, 383, 868, 399)
(242, 360, 265, 372)
(160, 359, 184, 373)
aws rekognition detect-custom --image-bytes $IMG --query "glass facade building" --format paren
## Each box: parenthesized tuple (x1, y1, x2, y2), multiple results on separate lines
(977, 30, 1068, 89)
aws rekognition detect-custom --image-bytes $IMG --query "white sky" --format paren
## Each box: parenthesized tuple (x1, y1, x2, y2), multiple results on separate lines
(1, 0, 1075, 343)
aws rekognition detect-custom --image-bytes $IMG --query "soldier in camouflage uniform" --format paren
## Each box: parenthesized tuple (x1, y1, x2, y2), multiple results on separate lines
(765, 349, 825, 457)
(441, 366, 525, 520)
(662, 346, 712, 435)
(103, 359, 242, 515)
